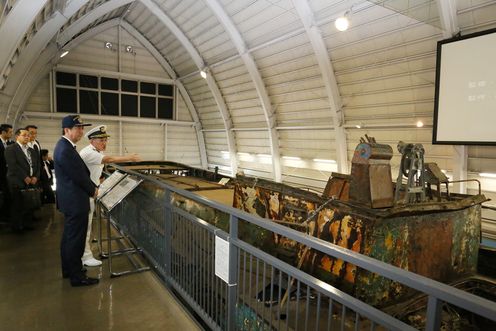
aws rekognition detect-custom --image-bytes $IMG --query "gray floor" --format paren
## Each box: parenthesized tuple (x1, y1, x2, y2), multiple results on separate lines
(0, 205, 201, 331)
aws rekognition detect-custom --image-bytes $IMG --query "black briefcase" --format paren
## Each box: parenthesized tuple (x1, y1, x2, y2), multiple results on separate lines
(20, 187, 42, 210)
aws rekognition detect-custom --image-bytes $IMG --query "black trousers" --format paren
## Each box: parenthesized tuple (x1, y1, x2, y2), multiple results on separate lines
(0, 180, 11, 222)
(41, 181, 55, 204)
(8, 186, 31, 230)
(60, 211, 88, 280)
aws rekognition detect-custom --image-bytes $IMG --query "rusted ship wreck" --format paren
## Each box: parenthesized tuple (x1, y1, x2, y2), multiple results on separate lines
(113, 137, 495, 329)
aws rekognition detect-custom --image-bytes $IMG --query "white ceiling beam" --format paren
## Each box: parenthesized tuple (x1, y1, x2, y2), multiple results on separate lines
(140, 0, 237, 176)
(292, 0, 349, 173)
(8, 15, 114, 123)
(0, 0, 48, 83)
(3, 0, 90, 122)
(3, 14, 67, 98)
(437, 0, 459, 37)
(119, 21, 208, 169)
(204, 0, 281, 182)
(436, 0, 466, 194)
(63, 17, 121, 50)
(57, 0, 134, 46)
(10, 42, 57, 127)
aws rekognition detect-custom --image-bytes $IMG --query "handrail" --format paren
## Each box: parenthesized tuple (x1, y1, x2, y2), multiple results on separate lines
(482, 204, 496, 212)
(113, 164, 496, 325)
(447, 179, 482, 196)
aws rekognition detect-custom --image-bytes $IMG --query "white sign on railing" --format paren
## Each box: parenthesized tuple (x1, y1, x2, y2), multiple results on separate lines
(214, 235, 230, 283)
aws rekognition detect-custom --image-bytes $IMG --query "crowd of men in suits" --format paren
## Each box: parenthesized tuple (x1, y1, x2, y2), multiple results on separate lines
(0, 124, 54, 233)
(1, 115, 141, 287)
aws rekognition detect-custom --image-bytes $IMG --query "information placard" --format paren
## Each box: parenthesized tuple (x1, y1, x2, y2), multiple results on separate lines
(100, 176, 142, 211)
(97, 171, 126, 199)
(215, 235, 230, 283)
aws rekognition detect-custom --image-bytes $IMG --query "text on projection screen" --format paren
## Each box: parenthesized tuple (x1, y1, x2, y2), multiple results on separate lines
(437, 32, 496, 142)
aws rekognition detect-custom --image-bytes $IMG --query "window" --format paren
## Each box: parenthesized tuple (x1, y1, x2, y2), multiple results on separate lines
(158, 98, 173, 119)
(140, 82, 156, 95)
(56, 88, 77, 113)
(159, 84, 173, 96)
(101, 92, 119, 116)
(54, 71, 174, 119)
(121, 79, 137, 92)
(79, 74, 98, 88)
(56, 72, 76, 86)
(140, 96, 156, 118)
(101, 77, 118, 90)
(79, 90, 99, 114)
(121, 94, 137, 117)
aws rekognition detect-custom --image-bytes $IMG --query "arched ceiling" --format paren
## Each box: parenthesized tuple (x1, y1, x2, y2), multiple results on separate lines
(1, 0, 496, 181)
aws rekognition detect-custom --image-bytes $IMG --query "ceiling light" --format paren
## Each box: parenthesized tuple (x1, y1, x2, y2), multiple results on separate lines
(59, 50, 69, 58)
(200, 70, 207, 79)
(480, 173, 496, 178)
(282, 156, 301, 160)
(105, 41, 113, 49)
(416, 120, 424, 128)
(125, 45, 133, 53)
(313, 159, 336, 164)
(355, 124, 361, 129)
(335, 16, 349, 31)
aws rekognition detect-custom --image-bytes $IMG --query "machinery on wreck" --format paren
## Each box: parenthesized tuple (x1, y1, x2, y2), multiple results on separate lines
(111, 137, 495, 329)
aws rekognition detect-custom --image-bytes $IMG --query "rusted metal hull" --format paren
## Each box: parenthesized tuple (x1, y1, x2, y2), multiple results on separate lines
(233, 176, 485, 306)
(310, 202, 481, 306)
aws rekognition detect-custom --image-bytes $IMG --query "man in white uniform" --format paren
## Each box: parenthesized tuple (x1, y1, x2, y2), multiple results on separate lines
(79, 125, 141, 267)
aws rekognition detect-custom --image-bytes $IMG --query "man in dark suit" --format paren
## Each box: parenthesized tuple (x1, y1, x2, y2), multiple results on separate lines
(25, 125, 41, 160)
(0, 124, 14, 223)
(54, 115, 99, 287)
(25, 125, 43, 219)
(5, 128, 41, 232)
(40, 149, 55, 204)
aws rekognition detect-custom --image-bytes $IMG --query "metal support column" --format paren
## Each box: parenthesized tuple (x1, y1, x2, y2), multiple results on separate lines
(426, 296, 442, 331)
(227, 214, 239, 331)
(164, 189, 172, 278)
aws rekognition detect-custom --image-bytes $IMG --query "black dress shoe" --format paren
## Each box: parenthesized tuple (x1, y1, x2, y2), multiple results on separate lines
(70, 276, 99, 287)
(23, 225, 34, 231)
(62, 268, 87, 279)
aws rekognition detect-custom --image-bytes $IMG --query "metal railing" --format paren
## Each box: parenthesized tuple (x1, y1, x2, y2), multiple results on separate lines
(102, 165, 496, 330)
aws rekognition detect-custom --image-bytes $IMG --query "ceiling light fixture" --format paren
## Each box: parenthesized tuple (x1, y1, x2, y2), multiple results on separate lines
(335, 6, 353, 32)
(335, 16, 349, 31)
(125, 45, 133, 53)
(282, 156, 301, 160)
(105, 41, 113, 49)
(59, 50, 69, 58)
(313, 158, 336, 164)
(416, 120, 424, 128)
(200, 69, 207, 79)
(480, 173, 496, 178)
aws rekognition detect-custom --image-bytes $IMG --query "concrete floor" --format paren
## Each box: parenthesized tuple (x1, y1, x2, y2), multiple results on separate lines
(0, 205, 201, 331)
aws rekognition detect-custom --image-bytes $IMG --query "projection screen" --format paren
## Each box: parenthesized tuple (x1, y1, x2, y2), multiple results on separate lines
(433, 28, 496, 145)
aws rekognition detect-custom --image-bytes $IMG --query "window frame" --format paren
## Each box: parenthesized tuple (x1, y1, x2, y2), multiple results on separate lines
(53, 70, 175, 120)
